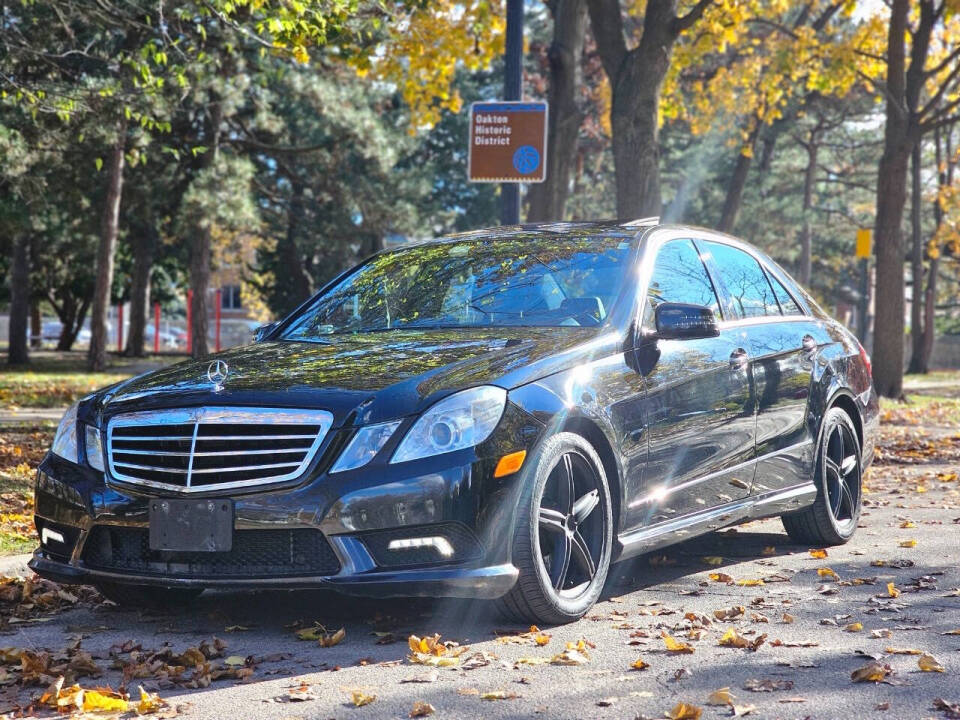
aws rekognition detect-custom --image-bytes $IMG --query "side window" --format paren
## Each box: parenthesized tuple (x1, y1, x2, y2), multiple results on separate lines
(701, 241, 780, 319)
(766, 269, 803, 315)
(645, 239, 721, 327)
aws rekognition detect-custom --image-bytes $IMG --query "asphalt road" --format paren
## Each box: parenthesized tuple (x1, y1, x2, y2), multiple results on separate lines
(2, 460, 959, 720)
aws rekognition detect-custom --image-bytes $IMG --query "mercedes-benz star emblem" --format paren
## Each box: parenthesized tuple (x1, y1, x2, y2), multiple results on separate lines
(207, 360, 229, 392)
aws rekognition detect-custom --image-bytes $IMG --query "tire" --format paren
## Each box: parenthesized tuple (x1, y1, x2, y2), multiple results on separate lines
(497, 432, 613, 625)
(781, 406, 863, 546)
(95, 581, 204, 609)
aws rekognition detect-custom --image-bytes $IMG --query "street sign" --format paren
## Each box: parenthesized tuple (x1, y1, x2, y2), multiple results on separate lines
(468, 101, 548, 183)
(855, 228, 872, 258)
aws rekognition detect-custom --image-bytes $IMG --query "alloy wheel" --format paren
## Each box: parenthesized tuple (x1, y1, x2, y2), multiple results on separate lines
(536, 451, 606, 599)
(823, 422, 860, 531)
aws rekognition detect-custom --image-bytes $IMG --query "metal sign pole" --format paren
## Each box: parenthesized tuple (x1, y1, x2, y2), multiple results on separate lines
(500, 0, 523, 226)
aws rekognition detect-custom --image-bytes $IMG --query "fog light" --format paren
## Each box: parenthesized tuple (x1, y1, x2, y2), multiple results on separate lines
(387, 536, 454, 557)
(41, 527, 65, 545)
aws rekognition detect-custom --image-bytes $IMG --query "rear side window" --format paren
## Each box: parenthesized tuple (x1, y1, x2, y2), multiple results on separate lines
(701, 241, 779, 319)
(646, 239, 721, 321)
(766, 270, 803, 315)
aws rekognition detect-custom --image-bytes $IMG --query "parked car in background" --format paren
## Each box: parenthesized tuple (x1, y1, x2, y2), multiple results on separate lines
(31, 220, 877, 624)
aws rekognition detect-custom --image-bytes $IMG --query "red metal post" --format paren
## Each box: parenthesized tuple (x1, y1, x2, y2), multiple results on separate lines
(215, 288, 222, 352)
(186, 289, 193, 355)
(117, 304, 124, 353)
(153, 302, 161, 354)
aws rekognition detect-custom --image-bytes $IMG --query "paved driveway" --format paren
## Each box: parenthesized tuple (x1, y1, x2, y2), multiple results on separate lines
(2, 457, 958, 720)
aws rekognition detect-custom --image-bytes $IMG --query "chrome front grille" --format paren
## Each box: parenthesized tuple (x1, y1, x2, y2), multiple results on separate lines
(106, 407, 334, 493)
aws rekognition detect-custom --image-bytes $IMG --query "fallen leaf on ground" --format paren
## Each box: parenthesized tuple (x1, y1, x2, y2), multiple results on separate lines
(851, 661, 893, 683)
(709, 572, 734, 584)
(898, 539, 917, 548)
(736, 578, 764, 587)
(713, 605, 745, 621)
(481, 690, 519, 701)
(667, 702, 702, 719)
(703, 556, 724, 566)
(845, 622, 863, 633)
(809, 548, 828, 558)
(817, 567, 839, 580)
(743, 678, 794, 692)
(706, 688, 735, 706)
(662, 631, 695, 654)
(719, 628, 766, 651)
(550, 639, 591, 665)
(732, 705, 757, 717)
(918, 653, 945, 672)
(630, 657, 649, 670)
(933, 698, 960, 718)
(887, 582, 900, 598)
(409, 700, 435, 717)
(781, 613, 795, 624)
(885, 646, 922, 655)
(349, 690, 376, 707)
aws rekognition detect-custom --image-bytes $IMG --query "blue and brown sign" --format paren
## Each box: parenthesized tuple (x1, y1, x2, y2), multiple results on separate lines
(468, 101, 548, 183)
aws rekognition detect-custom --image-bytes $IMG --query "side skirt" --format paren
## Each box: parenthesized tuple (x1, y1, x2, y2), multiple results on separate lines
(615, 482, 817, 561)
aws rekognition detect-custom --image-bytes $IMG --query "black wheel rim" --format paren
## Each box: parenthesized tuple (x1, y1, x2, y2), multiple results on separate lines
(824, 422, 860, 531)
(536, 451, 605, 599)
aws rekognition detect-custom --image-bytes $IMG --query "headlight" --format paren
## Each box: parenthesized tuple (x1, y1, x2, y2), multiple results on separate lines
(51, 403, 79, 463)
(391, 386, 506, 464)
(330, 420, 401, 473)
(84, 425, 105, 472)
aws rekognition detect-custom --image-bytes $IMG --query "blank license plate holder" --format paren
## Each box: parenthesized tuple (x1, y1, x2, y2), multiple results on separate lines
(149, 499, 234, 552)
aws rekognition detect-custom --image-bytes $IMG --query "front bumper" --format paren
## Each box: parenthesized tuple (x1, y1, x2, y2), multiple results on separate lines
(30, 403, 540, 600)
(28, 552, 518, 599)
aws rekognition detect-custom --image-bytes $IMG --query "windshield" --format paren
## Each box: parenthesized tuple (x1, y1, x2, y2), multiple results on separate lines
(280, 236, 634, 340)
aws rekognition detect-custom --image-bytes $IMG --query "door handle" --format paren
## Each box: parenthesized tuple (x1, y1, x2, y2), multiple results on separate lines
(802, 334, 817, 352)
(729, 348, 749, 368)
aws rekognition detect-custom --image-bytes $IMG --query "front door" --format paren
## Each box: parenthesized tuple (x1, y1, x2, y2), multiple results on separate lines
(625, 238, 755, 531)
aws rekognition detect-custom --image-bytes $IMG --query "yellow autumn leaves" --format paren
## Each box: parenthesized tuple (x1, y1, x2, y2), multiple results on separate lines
(40, 678, 165, 715)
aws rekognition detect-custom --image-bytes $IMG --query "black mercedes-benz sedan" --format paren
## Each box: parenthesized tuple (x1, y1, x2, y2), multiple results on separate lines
(31, 220, 878, 624)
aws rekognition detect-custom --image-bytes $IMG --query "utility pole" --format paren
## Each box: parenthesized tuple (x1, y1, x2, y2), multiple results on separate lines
(500, 0, 523, 226)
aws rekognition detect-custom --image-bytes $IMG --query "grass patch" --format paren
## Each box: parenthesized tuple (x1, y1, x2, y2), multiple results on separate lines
(880, 393, 960, 428)
(0, 424, 54, 557)
(1, 350, 178, 408)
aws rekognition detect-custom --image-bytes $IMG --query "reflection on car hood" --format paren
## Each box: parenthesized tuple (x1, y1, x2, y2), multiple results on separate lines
(97, 327, 607, 426)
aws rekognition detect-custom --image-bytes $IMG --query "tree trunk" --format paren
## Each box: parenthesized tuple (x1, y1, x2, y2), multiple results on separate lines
(125, 226, 156, 357)
(281, 180, 314, 309)
(798, 134, 819, 286)
(526, 0, 587, 222)
(921, 122, 955, 372)
(907, 141, 924, 374)
(7, 234, 30, 365)
(190, 101, 223, 359)
(587, 0, 688, 220)
(29, 302, 41, 349)
(871, 0, 910, 399)
(87, 117, 128, 371)
(717, 126, 759, 233)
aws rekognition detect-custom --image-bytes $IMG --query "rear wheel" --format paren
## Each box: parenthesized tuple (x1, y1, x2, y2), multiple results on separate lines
(95, 582, 203, 609)
(497, 432, 613, 625)
(782, 406, 862, 546)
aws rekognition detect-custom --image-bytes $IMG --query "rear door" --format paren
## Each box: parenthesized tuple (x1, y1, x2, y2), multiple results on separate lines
(628, 238, 755, 530)
(698, 240, 818, 495)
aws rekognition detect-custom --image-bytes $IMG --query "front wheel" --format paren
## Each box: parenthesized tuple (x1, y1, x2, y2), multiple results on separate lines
(497, 432, 613, 625)
(781, 406, 863, 545)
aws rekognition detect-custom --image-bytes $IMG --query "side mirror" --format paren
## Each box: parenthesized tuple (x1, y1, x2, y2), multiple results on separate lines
(253, 321, 279, 342)
(654, 302, 719, 340)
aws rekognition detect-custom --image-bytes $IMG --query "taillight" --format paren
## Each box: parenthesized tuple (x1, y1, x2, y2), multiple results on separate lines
(857, 340, 872, 378)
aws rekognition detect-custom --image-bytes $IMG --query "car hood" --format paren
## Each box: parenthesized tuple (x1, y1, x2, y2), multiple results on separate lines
(94, 327, 609, 426)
